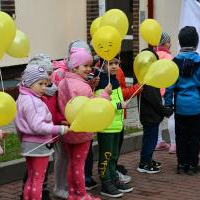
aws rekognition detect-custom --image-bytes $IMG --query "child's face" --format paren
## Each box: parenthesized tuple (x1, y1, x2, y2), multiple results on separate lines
(105, 59, 120, 75)
(47, 71, 53, 85)
(75, 63, 92, 80)
(30, 79, 48, 96)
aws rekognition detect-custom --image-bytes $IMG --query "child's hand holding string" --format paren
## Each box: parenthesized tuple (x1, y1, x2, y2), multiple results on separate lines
(104, 83, 112, 95)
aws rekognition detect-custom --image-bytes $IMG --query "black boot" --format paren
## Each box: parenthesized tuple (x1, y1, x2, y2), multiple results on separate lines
(42, 190, 51, 200)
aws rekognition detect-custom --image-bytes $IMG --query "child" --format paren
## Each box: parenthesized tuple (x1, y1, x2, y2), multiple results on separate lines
(137, 48, 173, 174)
(15, 64, 69, 200)
(58, 47, 112, 200)
(95, 58, 133, 198)
(0, 130, 7, 155)
(164, 26, 200, 175)
(154, 32, 176, 154)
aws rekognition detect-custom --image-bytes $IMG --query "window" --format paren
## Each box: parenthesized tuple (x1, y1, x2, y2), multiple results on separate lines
(0, 0, 15, 19)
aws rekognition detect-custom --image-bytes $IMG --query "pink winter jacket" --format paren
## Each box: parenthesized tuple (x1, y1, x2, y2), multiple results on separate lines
(155, 46, 174, 97)
(14, 86, 62, 144)
(58, 72, 110, 144)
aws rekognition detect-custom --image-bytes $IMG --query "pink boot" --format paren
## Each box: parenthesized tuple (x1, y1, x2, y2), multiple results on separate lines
(168, 144, 176, 154)
(155, 141, 170, 151)
(77, 194, 101, 200)
(68, 195, 77, 200)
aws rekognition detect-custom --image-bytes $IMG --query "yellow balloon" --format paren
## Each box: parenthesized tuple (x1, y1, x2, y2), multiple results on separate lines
(6, 30, 30, 58)
(140, 19, 162, 46)
(133, 51, 157, 83)
(90, 16, 102, 37)
(65, 96, 90, 124)
(0, 11, 16, 50)
(92, 26, 122, 61)
(143, 59, 179, 88)
(0, 92, 17, 126)
(70, 98, 115, 132)
(100, 9, 129, 39)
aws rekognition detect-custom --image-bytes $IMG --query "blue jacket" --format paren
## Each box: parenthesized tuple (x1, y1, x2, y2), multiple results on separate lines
(164, 51, 200, 115)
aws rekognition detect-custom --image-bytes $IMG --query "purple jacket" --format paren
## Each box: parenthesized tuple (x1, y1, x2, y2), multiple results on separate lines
(14, 86, 62, 144)
(58, 72, 110, 144)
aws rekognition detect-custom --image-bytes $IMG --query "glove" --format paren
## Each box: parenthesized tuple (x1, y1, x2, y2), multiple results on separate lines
(164, 106, 173, 118)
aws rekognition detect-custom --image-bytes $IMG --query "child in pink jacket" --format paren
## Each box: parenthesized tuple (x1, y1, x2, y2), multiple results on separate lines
(15, 64, 69, 200)
(58, 47, 112, 200)
(154, 32, 176, 154)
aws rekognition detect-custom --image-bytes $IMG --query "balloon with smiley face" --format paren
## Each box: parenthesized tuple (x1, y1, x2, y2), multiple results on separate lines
(92, 26, 122, 61)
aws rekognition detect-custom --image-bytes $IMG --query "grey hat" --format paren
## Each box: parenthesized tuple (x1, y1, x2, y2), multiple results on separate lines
(22, 64, 49, 87)
(159, 32, 171, 46)
(28, 53, 52, 72)
(67, 40, 92, 69)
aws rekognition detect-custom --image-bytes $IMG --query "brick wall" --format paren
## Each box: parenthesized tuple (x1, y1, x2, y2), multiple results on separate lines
(0, 0, 15, 18)
(86, 0, 99, 44)
(133, 0, 139, 58)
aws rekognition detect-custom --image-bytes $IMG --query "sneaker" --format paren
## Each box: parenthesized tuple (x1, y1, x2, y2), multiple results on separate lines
(85, 178, 98, 191)
(151, 160, 162, 169)
(187, 165, 200, 176)
(116, 164, 128, 175)
(116, 170, 131, 184)
(114, 181, 133, 193)
(101, 181, 124, 198)
(53, 189, 69, 199)
(168, 144, 176, 154)
(137, 162, 160, 174)
(176, 164, 189, 174)
(77, 194, 101, 200)
(155, 141, 170, 151)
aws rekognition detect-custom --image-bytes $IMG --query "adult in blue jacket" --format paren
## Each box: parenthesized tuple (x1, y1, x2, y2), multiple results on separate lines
(164, 26, 200, 175)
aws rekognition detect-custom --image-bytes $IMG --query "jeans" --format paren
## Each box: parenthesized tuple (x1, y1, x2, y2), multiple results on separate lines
(140, 123, 159, 163)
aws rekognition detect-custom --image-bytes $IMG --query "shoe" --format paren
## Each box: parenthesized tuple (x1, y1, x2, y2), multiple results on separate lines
(85, 177, 98, 191)
(116, 170, 131, 184)
(168, 144, 176, 154)
(187, 165, 200, 176)
(19, 194, 23, 200)
(77, 194, 101, 200)
(116, 164, 128, 175)
(155, 141, 170, 151)
(42, 190, 51, 200)
(176, 164, 189, 174)
(53, 189, 69, 199)
(137, 162, 160, 174)
(100, 180, 123, 198)
(151, 160, 162, 169)
(114, 180, 133, 193)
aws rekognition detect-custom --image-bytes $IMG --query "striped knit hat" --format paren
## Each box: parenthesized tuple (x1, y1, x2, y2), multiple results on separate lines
(28, 53, 52, 72)
(159, 32, 171, 46)
(22, 64, 48, 87)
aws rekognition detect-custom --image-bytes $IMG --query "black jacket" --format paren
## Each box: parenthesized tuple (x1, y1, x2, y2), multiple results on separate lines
(139, 85, 171, 125)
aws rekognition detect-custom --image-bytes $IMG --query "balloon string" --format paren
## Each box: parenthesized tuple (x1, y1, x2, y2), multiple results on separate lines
(25, 135, 60, 155)
(126, 84, 144, 105)
(97, 60, 105, 77)
(0, 67, 5, 92)
(108, 60, 110, 83)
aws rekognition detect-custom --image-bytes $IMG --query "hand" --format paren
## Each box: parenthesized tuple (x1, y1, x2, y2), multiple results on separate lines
(104, 83, 112, 95)
(61, 120, 70, 126)
(87, 77, 100, 89)
(121, 101, 128, 109)
(164, 106, 173, 118)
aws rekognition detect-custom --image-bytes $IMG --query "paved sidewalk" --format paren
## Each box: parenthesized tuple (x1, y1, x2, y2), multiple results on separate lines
(1, 150, 200, 200)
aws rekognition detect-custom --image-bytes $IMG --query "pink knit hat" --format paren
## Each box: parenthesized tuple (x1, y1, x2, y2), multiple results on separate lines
(69, 47, 93, 69)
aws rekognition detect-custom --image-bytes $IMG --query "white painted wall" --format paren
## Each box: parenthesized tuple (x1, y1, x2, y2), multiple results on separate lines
(1, 0, 87, 67)
(139, 0, 182, 56)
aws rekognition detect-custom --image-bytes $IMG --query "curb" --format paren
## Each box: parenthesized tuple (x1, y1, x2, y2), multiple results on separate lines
(0, 130, 169, 185)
